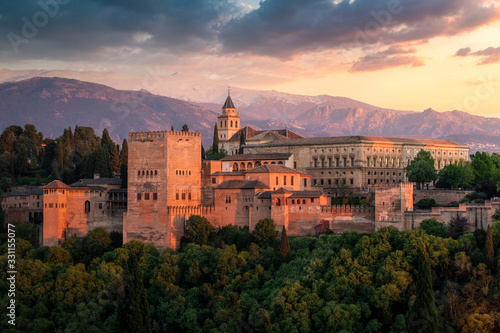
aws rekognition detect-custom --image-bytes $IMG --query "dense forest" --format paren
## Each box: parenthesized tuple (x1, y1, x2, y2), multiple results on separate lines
(2, 213, 500, 332)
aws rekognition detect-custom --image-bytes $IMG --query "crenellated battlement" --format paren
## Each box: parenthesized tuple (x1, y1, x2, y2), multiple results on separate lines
(320, 205, 374, 213)
(129, 130, 201, 141)
(167, 205, 215, 216)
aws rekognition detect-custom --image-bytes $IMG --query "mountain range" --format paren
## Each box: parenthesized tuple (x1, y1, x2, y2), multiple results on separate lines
(0, 70, 499, 152)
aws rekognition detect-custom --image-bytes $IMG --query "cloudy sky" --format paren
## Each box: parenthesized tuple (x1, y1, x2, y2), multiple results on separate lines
(1, 0, 500, 116)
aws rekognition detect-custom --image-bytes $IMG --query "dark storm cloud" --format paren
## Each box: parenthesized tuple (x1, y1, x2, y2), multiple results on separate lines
(0, 0, 237, 59)
(219, 0, 499, 57)
(349, 46, 424, 72)
(455, 46, 500, 65)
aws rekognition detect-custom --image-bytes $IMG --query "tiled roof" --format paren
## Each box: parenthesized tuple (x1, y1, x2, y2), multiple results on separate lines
(219, 153, 292, 162)
(289, 191, 324, 198)
(245, 164, 301, 174)
(274, 187, 290, 193)
(211, 171, 246, 176)
(225, 126, 303, 143)
(245, 135, 468, 148)
(222, 95, 236, 109)
(108, 188, 128, 193)
(70, 178, 122, 187)
(216, 180, 270, 189)
(257, 191, 272, 199)
(1, 189, 43, 197)
(43, 180, 70, 189)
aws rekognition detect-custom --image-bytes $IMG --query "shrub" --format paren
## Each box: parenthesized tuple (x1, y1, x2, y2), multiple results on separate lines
(416, 198, 437, 209)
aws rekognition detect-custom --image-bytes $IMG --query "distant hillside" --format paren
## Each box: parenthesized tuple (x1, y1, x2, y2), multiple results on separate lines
(0, 77, 219, 145)
(1, 76, 500, 152)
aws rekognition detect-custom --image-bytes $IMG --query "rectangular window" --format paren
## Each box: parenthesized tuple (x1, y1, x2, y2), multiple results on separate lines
(49, 203, 53, 208)
(291, 176, 294, 186)
(276, 177, 279, 185)
(137, 193, 142, 201)
(145, 193, 150, 200)
(181, 193, 186, 200)
(336, 158, 339, 167)
(98, 203, 102, 209)
(212, 178, 216, 184)
(351, 157, 354, 166)
(153, 193, 158, 200)
(284, 176, 287, 186)
(320, 179, 324, 185)
(311, 198, 315, 203)
(304, 179, 307, 187)
(329, 158, 332, 167)
(313, 179, 317, 186)
(314, 159, 318, 168)
(188, 192, 191, 200)
(328, 179, 332, 185)
(176, 193, 179, 200)
(322, 159, 326, 167)
(350, 179, 353, 185)
(294, 161, 297, 168)
(344, 157, 347, 167)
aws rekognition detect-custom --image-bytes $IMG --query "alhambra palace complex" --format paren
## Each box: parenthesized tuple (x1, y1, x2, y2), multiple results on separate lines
(3, 95, 500, 249)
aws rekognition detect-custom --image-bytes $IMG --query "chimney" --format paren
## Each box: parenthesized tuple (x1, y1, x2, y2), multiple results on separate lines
(93, 173, 100, 179)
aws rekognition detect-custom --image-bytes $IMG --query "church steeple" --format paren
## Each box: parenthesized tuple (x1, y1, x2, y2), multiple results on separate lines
(221, 86, 237, 116)
(217, 88, 241, 151)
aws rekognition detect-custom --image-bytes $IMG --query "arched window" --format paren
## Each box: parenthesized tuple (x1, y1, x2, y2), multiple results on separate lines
(84, 201, 90, 212)
(247, 162, 252, 169)
(276, 198, 281, 206)
(235, 121, 238, 127)
(225, 120, 227, 127)
(230, 120, 233, 127)
(233, 163, 239, 171)
(137, 170, 140, 176)
(220, 121, 223, 128)
(302, 199, 306, 204)
(146, 170, 149, 176)
(240, 162, 245, 171)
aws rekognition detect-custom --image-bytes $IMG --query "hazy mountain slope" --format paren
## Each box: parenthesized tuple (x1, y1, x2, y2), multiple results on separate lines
(0, 77, 218, 144)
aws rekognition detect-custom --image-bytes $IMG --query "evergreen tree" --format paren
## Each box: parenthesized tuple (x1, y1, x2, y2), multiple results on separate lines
(119, 139, 128, 166)
(117, 252, 152, 333)
(213, 124, 219, 154)
(94, 147, 112, 178)
(201, 145, 205, 161)
(408, 247, 438, 333)
(279, 225, 290, 262)
(182, 124, 189, 132)
(101, 128, 113, 149)
(110, 144, 120, 173)
(485, 224, 495, 268)
(120, 163, 128, 188)
(238, 131, 246, 154)
(170, 125, 174, 131)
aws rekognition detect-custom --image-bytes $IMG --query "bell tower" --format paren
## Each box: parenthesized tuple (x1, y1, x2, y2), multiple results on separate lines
(217, 88, 241, 142)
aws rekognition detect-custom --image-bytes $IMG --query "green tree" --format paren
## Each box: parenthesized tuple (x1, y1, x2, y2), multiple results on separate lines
(93, 147, 112, 178)
(279, 225, 290, 262)
(117, 252, 152, 333)
(185, 215, 214, 245)
(407, 160, 437, 189)
(419, 219, 447, 238)
(252, 219, 277, 246)
(485, 224, 494, 268)
(437, 160, 474, 189)
(492, 209, 500, 222)
(408, 247, 438, 333)
(448, 215, 468, 239)
(120, 163, 128, 188)
(201, 145, 205, 161)
(170, 125, 174, 131)
(213, 123, 219, 154)
(119, 139, 128, 166)
(85, 227, 112, 258)
(470, 151, 494, 184)
(182, 124, 189, 132)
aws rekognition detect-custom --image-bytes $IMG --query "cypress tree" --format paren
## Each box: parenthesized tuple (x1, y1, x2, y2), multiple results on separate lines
(117, 252, 152, 333)
(485, 224, 495, 268)
(110, 143, 120, 173)
(119, 139, 128, 166)
(408, 247, 438, 333)
(182, 124, 189, 132)
(201, 145, 205, 160)
(213, 124, 219, 154)
(170, 125, 174, 131)
(279, 225, 290, 262)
